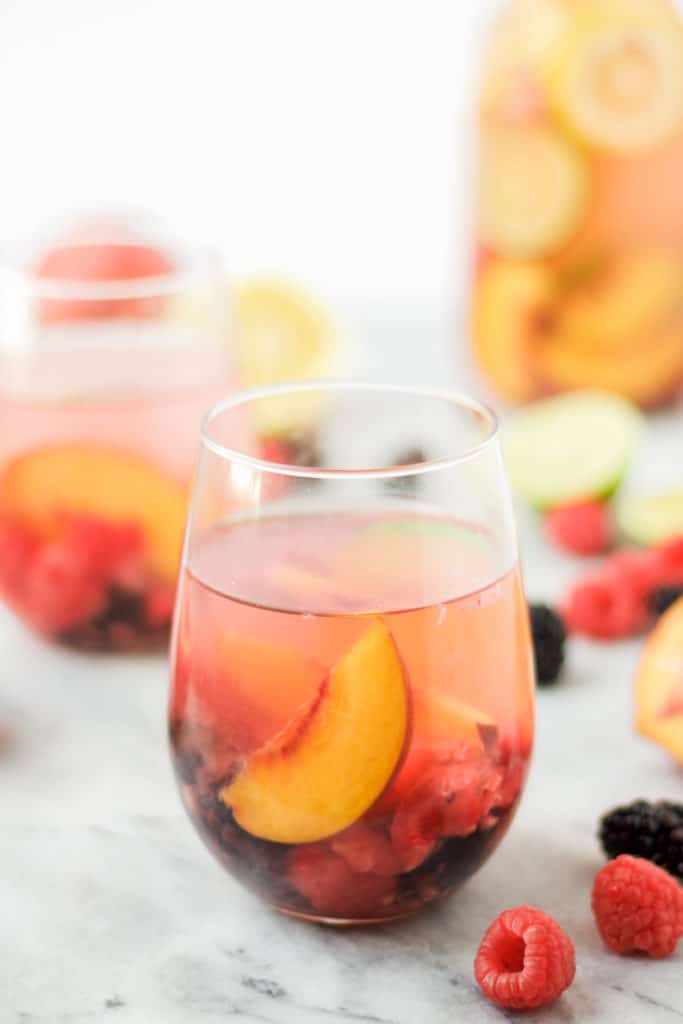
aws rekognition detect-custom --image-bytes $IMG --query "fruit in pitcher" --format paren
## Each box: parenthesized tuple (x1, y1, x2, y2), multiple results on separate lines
(234, 280, 338, 437)
(0, 445, 186, 583)
(478, 128, 588, 258)
(549, 6, 683, 153)
(504, 391, 643, 509)
(538, 251, 683, 405)
(36, 243, 174, 323)
(221, 621, 409, 844)
(472, 261, 553, 402)
(634, 596, 683, 762)
(480, 0, 569, 124)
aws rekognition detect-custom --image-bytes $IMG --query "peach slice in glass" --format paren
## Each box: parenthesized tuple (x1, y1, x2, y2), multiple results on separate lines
(221, 620, 409, 844)
(0, 444, 187, 583)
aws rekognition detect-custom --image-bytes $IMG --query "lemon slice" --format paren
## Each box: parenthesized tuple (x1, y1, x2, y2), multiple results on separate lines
(234, 279, 338, 437)
(482, 0, 569, 98)
(550, 10, 683, 152)
(478, 128, 588, 257)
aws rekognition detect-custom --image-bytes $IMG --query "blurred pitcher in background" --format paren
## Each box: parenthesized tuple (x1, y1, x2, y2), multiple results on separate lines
(471, 0, 683, 408)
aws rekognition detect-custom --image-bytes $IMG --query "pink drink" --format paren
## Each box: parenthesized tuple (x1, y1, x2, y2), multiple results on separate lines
(0, 330, 234, 651)
(170, 508, 535, 922)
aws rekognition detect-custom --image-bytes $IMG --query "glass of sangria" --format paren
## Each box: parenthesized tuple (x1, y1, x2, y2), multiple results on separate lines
(0, 220, 233, 651)
(169, 383, 535, 924)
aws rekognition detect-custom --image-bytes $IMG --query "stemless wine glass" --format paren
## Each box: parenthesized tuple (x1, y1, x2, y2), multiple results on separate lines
(169, 382, 535, 924)
(0, 223, 233, 652)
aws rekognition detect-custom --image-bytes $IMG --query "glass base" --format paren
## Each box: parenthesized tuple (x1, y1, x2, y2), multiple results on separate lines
(271, 901, 426, 927)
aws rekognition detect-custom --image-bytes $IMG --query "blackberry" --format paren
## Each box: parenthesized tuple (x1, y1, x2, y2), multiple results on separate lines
(529, 604, 566, 686)
(650, 585, 683, 619)
(599, 800, 683, 881)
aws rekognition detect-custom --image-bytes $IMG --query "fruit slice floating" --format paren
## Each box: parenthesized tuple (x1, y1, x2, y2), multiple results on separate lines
(634, 596, 683, 762)
(221, 620, 409, 844)
(550, 11, 683, 153)
(505, 391, 643, 509)
(234, 279, 338, 437)
(0, 445, 186, 583)
(478, 128, 588, 258)
(538, 325, 683, 407)
(472, 260, 552, 403)
(617, 491, 683, 547)
(556, 252, 683, 352)
(480, 0, 568, 119)
(209, 633, 325, 750)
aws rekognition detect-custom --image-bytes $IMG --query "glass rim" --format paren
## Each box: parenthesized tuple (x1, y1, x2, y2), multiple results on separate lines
(201, 381, 500, 480)
(0, 242, 220, 301)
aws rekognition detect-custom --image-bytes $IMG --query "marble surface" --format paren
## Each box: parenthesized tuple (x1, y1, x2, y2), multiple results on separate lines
(3, 324, 683, 1023)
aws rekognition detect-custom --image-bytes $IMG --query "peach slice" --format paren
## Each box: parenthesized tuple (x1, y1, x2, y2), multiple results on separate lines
(634, 596, 683, 762)
(472, 260, 553, 403)
(221, 620, 409, 844)
(0, 445, 187, 583)
(212, 632, 325, 749)
(413, 692, 497, 749)
(538, 326, 683, 406)
(373, 693, 497, 817)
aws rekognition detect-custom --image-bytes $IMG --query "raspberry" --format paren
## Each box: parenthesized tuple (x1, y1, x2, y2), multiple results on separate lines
(592, 854, 683, 958)
(475, 906, 575, 1010)
(144, 584, 176, 629)
(650, 537, 683, 588)
(24, 538, 107, 633)
(0, 521, 38, 597)
(545, 500, 613, 556)
(606, 548, 658, 602)
(331, 820, 400, 877)
(64, 515, 145, 579)
(562, 573, 646, 639)
(288, 845, 396, 918)
(390, 747, 501, 871)
(260, 438, 291, 465)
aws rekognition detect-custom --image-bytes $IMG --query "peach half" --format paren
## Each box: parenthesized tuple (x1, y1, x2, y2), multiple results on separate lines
(0, 444, 187, 583)
(221, 620, 409, 844)
(634, 596, 683, 763)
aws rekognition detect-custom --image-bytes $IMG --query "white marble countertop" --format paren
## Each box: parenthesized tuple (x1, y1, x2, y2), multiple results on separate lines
(2, 322, 683, 1023)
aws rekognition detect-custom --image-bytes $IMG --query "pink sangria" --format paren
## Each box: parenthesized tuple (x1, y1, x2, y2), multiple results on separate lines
(169, 384, 535, 923)
(0, 221, 233, 651)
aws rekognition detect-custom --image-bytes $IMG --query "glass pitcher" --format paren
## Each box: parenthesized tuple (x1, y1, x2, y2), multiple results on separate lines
(470, 0, 683, 408)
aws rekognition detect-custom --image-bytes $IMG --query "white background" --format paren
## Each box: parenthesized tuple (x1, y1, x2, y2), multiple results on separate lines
(0, 0, 499, 314)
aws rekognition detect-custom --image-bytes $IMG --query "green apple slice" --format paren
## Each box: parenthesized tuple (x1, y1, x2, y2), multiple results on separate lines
(504, 391, 643, 510)
(617, 491, 683, 546)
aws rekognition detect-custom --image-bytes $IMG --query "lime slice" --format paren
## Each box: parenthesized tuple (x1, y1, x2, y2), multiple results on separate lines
(617, 491, 683, 545)
(504, 391, 643, 509)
